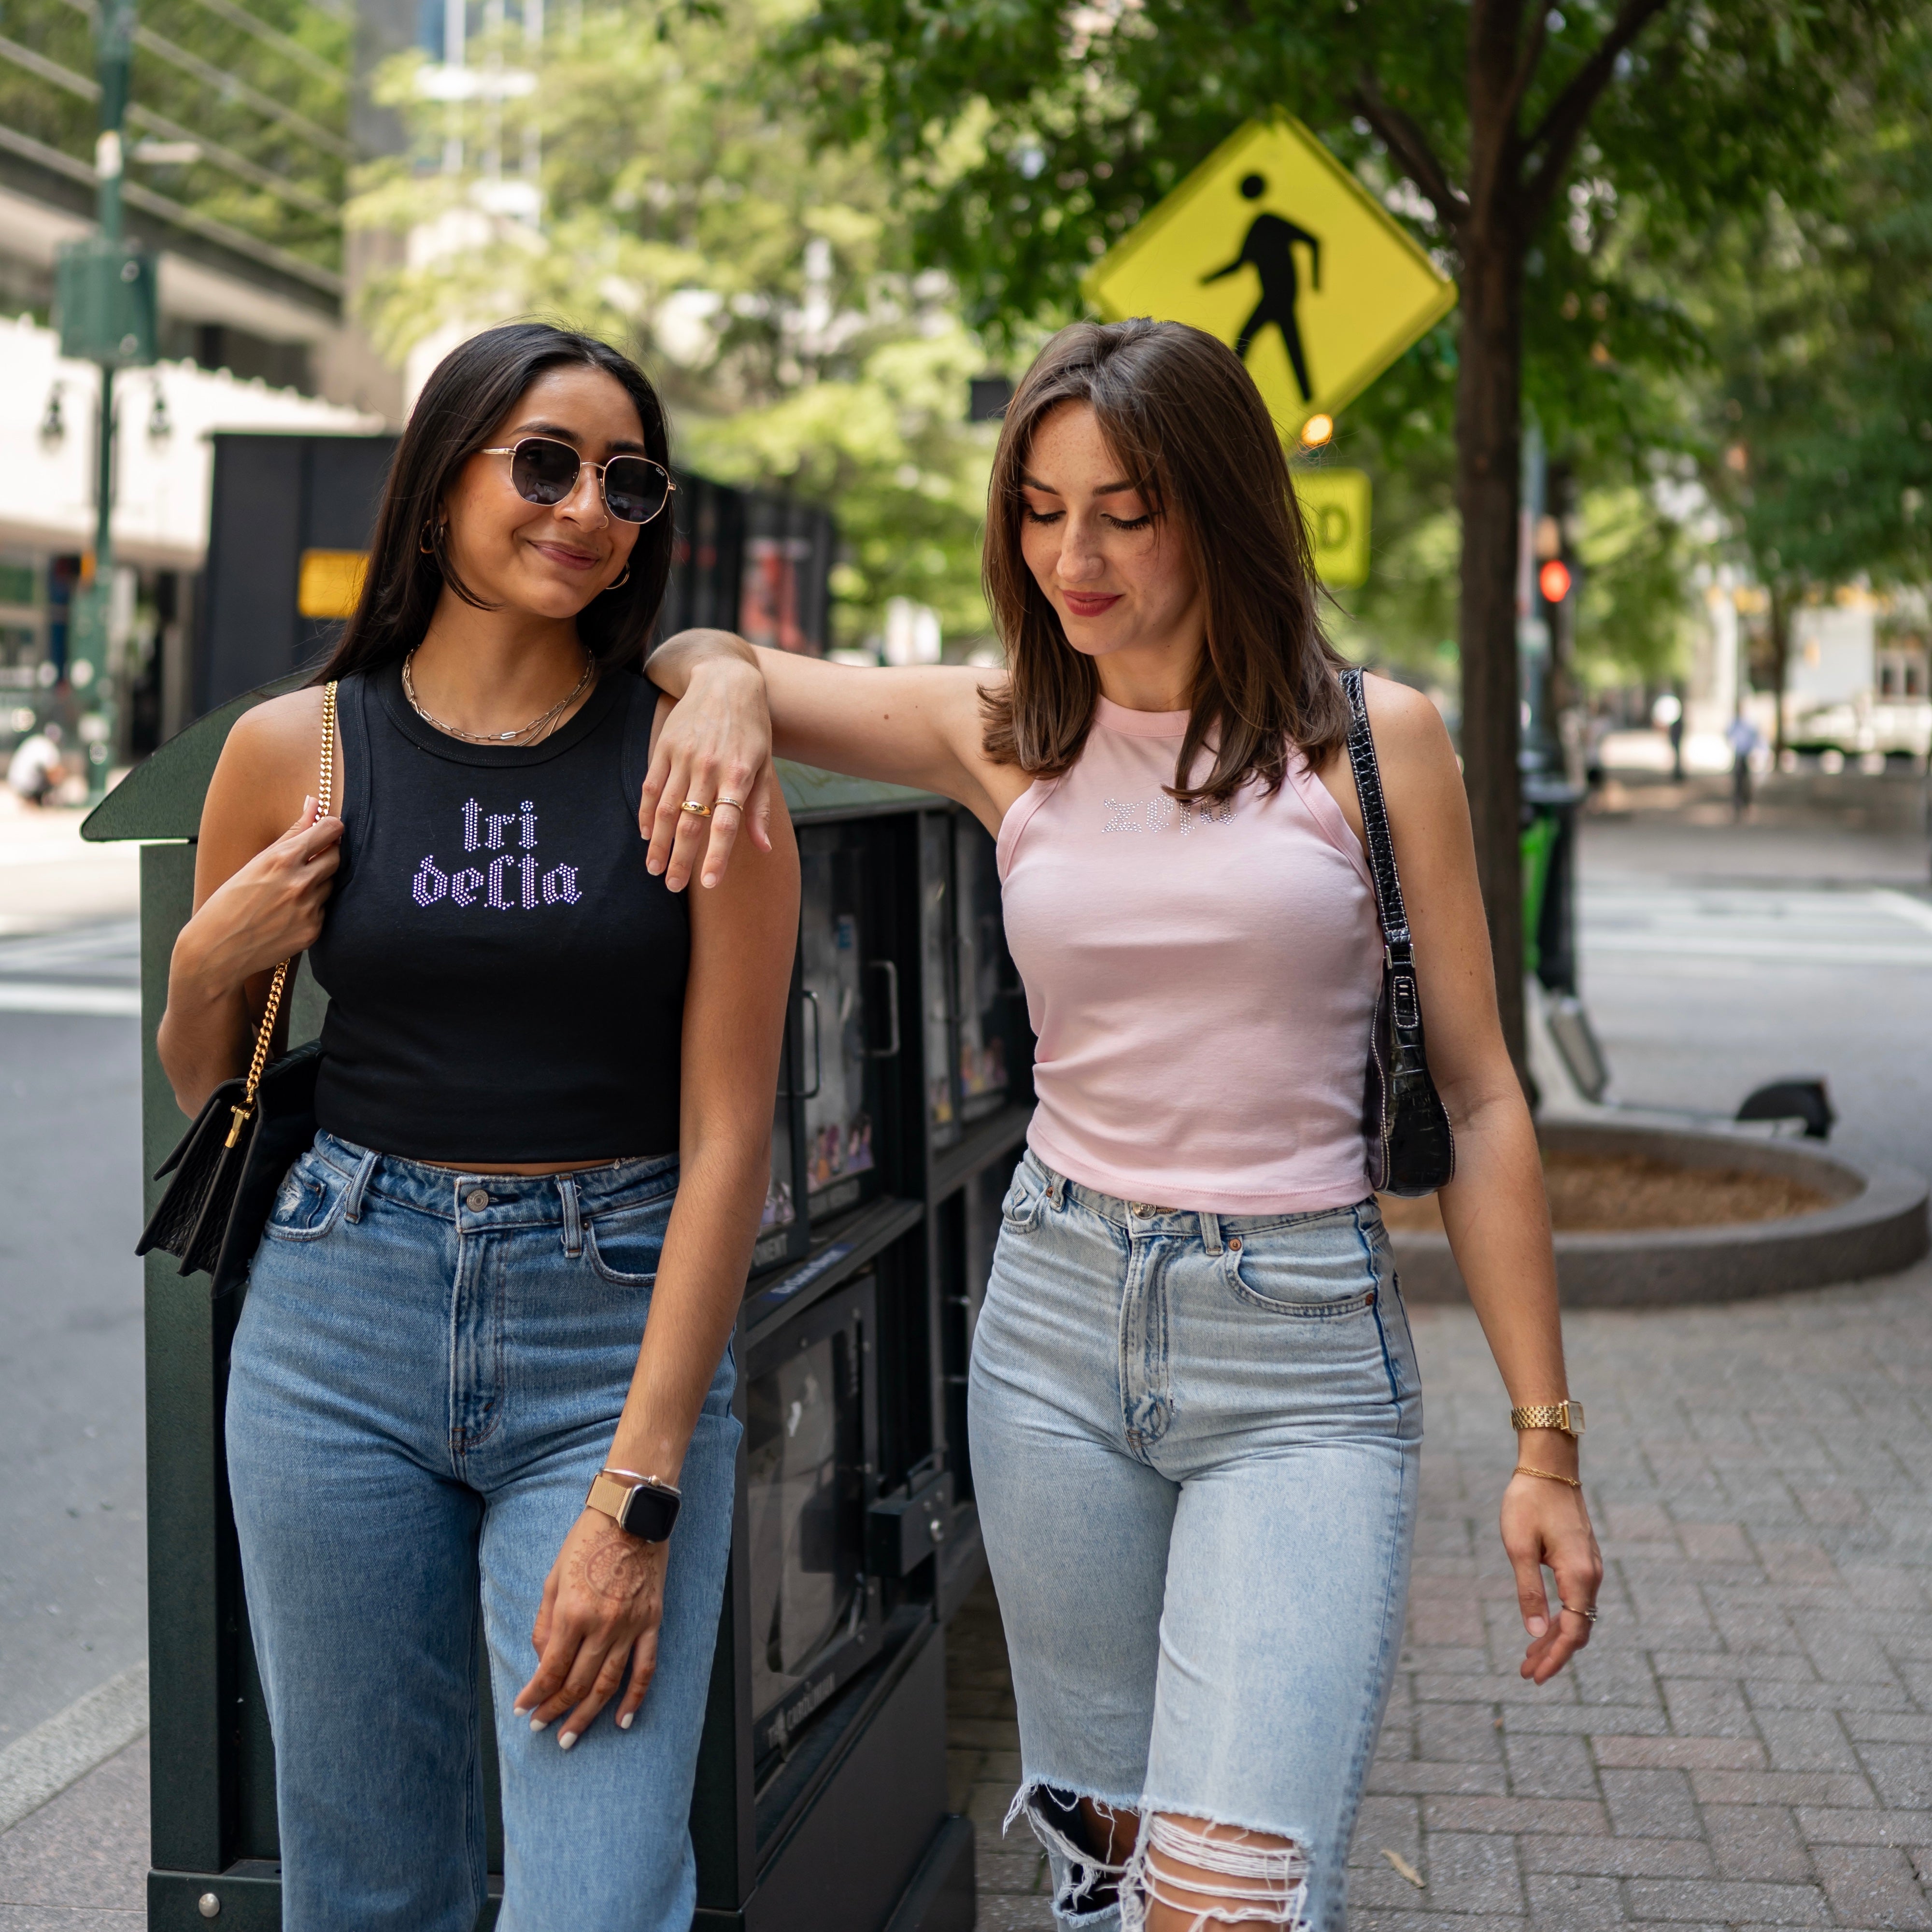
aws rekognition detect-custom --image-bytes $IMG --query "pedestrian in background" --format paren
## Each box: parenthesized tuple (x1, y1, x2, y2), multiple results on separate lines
(648, 317, 1601, 1932)
(154, 322, 797, 1932)
(6, 722, 67, 807)
(1728, 710, 1762, 818)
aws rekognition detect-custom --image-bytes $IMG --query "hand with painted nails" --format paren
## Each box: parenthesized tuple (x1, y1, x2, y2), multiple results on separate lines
(513, 1508, 670, 1748)
(1502, 1469, 1603, 1685)
(639, 639, 775, 893)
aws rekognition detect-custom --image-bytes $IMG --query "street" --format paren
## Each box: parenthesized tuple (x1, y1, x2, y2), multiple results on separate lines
(0, 914, 146, 1753)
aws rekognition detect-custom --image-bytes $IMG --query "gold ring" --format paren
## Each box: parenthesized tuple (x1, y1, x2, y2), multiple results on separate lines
(1560, 1602, 1599, 1623)
(712, 796, 744, 813)
(680, 798, 713, 817)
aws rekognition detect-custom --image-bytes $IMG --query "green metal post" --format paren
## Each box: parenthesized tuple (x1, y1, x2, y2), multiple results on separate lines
(70, 0, 137, 798)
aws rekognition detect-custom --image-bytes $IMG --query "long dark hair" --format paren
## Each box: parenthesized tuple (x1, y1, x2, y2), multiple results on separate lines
(315, 322, 674, 684)
(979, 318, 1348, 804)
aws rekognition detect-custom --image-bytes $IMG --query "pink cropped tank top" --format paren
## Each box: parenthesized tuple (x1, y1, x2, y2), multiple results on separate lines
(996, 696, 1382, 1215)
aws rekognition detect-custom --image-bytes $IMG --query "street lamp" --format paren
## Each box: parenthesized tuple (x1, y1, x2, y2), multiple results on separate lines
(54, 0, 157, 798)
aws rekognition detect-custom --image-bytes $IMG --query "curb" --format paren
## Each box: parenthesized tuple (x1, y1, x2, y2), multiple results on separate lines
(0, 1663, 150, 1832)
(1392, 1122, 1932, 1307)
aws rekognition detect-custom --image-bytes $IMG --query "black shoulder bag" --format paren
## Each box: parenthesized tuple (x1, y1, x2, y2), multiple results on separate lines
(1342, 667, 1456, 1197)
(137, 682, 337, 1297)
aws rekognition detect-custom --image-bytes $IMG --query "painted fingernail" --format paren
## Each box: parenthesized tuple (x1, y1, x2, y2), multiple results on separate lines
(530, 1715, 549, 1733)
(617, 1712, 633, 1731)
(558, 1731, 577, 1751)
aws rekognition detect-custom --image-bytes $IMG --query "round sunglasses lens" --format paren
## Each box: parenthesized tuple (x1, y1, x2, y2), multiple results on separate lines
(511, 440, 580, 506)
(603, 458, 669, 524)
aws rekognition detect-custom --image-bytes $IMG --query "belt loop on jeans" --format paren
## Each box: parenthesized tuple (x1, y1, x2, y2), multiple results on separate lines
(558, 1175, 583, 1257)
(342, 1147, 380, 1224)
(1199, 1209, 1223, 1255)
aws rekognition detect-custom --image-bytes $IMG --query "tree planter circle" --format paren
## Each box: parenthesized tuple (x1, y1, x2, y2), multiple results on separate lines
(1385, 1121, 1930, 1307)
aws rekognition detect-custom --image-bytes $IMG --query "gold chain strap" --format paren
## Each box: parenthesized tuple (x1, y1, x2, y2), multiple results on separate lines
(225, 682, 338, 1149)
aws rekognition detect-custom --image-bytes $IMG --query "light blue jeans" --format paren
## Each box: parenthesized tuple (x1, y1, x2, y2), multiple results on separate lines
(969, 1152, 1421, 1932)
(226, 1132, 740, 1932)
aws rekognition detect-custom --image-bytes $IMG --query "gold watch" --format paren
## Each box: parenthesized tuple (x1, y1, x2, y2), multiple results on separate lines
(1511, 1401, 1584, 1437)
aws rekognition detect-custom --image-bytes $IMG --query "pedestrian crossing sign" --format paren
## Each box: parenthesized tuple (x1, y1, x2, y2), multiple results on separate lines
(1083, 118, 1457, 440)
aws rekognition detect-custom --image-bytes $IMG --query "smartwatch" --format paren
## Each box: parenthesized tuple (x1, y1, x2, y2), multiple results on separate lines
(585, 1467, 682, 1544)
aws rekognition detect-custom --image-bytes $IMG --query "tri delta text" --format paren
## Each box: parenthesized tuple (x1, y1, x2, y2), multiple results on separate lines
(412, 797, 583, 910)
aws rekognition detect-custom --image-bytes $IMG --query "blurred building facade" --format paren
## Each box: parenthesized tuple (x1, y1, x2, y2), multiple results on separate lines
(0, 0, 409, 760)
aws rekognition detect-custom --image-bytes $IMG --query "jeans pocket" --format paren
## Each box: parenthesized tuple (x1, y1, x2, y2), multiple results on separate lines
(1000, 1161, 1049, 1235)
(262, 1152, 346, 1243)
(583, 1198, 669, 1286)
(1223, 1208, 1381, 1318)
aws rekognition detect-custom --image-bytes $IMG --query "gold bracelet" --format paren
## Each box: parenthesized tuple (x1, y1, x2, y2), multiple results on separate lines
(1513, 1464, 1581, 1488)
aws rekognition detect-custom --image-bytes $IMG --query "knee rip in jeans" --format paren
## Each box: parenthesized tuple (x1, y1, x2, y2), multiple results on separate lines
(1009, 1785, 1311, 1931)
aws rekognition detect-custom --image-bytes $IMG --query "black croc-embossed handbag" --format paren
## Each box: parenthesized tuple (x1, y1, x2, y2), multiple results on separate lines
(1341, 668, 1456, 1197)
(137, 683, 337, 1297)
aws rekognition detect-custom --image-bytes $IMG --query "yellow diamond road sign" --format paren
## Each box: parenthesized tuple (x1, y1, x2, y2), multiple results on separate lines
(1083, 117, 1457, 439)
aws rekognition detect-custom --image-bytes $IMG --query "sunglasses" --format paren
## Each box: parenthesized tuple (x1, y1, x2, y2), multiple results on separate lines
(480, 435, 676, 526)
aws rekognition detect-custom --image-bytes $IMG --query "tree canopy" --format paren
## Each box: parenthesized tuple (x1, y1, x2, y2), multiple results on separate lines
(349, 0, 999, 649)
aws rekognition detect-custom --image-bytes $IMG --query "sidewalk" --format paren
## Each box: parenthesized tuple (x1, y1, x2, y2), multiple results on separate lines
(0, 803, 141, 938)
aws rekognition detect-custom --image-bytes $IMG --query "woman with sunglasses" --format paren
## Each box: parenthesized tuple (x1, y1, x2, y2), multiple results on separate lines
(646, 319, 1601, 1931)
(156, 322, 798, 1932)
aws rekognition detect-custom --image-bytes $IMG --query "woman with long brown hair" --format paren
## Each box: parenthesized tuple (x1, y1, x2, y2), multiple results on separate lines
(648, 317, 1599, 1932)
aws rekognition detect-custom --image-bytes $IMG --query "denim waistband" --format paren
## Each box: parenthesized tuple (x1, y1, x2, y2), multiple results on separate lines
(1019, 1148, 1376, 1243)
(311, 1130, 678, 1227)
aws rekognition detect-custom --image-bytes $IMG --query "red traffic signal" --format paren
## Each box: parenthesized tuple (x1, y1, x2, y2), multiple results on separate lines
(1538, 558, 1573, 604)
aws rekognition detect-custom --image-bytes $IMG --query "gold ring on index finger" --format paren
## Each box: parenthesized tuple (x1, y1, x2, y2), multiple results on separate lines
(1560, 1602, 1599, 1624)
(680, 798, 713, 817)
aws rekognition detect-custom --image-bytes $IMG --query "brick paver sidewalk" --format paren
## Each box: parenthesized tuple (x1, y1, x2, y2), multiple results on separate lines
(949, 1260, 1932, 1929)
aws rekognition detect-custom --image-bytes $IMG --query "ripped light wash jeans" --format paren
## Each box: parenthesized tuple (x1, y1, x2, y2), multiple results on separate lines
(968, 1152, 1422, 1932)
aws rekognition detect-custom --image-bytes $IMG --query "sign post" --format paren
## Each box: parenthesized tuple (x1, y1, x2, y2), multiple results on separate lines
(56, 0, 156, 797)
(1083, 117, 1456, 584)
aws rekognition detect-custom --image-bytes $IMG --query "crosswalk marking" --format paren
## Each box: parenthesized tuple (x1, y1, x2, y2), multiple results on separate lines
(1579, 885, 1932, 971)
(0, 981, 141, 1016)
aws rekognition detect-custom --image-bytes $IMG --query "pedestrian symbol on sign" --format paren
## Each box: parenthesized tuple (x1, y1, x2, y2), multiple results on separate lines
(1202, 174, 1322, 403)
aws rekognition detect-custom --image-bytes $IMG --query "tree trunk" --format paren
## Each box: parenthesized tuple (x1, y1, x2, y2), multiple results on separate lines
(1455, 217, 1529, 1079)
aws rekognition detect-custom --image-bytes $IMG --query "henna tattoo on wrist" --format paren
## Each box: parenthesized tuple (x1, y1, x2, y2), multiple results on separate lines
(582, 1532, 653, 1604)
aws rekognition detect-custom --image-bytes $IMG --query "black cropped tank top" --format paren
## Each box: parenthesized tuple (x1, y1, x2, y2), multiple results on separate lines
(308, 662, 688, 1162)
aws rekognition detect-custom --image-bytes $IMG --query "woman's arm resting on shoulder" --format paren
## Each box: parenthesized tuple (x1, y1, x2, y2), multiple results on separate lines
(639, 630, 775, 891)
(514, 776, 801, 1745)
(1367, 677, 1604, 1686)
(156, 690, 345, 1117)
(642, 627, 1010, 886)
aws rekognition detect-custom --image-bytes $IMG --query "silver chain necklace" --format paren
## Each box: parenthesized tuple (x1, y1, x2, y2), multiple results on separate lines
(401, 647, 595, 746)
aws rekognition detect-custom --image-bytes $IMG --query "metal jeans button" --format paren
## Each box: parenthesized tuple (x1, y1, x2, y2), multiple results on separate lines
(465, 1188, 490, 1211)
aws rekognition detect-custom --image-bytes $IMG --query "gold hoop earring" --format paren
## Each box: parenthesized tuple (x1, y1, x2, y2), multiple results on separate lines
(604, 564, 630, 593)
(419, 520, 442, 555)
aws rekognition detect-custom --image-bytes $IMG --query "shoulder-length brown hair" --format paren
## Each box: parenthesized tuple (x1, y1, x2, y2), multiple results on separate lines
(980, 318, 1348, 803)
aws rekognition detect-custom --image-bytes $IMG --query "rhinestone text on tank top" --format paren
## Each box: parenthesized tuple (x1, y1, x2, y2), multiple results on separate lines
(410, 796, 583, 910)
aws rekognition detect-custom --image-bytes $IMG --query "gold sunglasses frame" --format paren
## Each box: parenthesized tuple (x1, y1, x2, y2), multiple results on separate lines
(479, 435, 677, 526)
